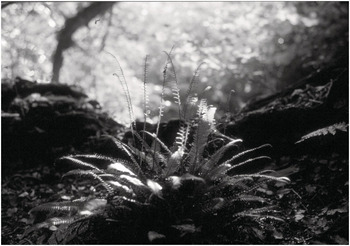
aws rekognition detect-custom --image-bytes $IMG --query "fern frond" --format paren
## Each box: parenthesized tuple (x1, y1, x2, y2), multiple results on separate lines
(119, 174, 145, 187)
(188, 100, 213, 171)
(33, 217, 77, 230)
(48, 217, 79, 226)
(30, 201, 82, 215)
(127, 145, 164, 174)
(258, 170, 276, 175)
(106, 51, 136, 145)
(174, 123, 191, 151)
(108, 137, 147, 180)
(63, 169, 113, 193)
(111, 195, 149, 207)
(58, 156, 105, 173)
(205, 163, 231, 180)
(107, 180, 134, 194)
(200, 197, 225, 214)
(146, 179, 163, 196)
(232, 205, 277, 216)
(184, 96, 199, 121)
(142, 55, 150, 168)
(225, 156, 272, 174)
(140, 130, 172, 155)
(222, 144, 272, 165)
(232, 213, 285, 223)
(47, 217, 90, 244)
(296, 122, 348, 144)
(200, 139, 243, 174)
(183, 62, 205, 120)
(107, 162, 137, 176)
(231, 174, 290, 184)
(143, 55, 150, 122)
(151, 49, 175, 171)
(71, 154, 117, 163)
(163, 147, 185, 177)
(188, 119, 211, 171)
(163, 51, 182, 120)
(228, 195, 267, 204)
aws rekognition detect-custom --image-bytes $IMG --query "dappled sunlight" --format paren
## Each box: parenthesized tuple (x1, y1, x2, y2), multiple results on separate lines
(1, 2, 348, 244)
(1, 2, 348, 121)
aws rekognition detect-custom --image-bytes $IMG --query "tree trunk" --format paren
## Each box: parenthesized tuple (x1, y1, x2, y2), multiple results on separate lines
(52, 2, 115, 83)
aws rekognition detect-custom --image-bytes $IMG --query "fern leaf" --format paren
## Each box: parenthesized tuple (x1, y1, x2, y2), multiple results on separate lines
(205, 163, 231, 180)
(119, 174, 145, 187)
(141, 55, 150, 168)
(71, 154, 117, 163)
(183, 62, 205, 120)
(111, 195, 149, 207)
(184, 96, 199, 121)
(232, 213, 285, 223)
(142, 55, 150, 123)
(200, 197, 225, 214)
(48, 216, 78, 226)
(107, 180, 134, 194)
(127, 145, 164, 174)
(228, 195, 267, 204)
(163, 51, 182, 120)
(200, 139, 243, 174)
(63, 169, 113, 193)
(188, 100, 213, 171)
(222, 144, 272, 165)
(47, 217, 90, 244)
(107, 162, 137, 176)
(231, 205, 285, 223)
(33, 217, 77, 230)
(155, 53, 170, 137)
(140, 130, 172, 155)
(188, 120, 211, 171)
(163, 147, 185, 177)
(225, 156, 272, 174)
(58, 156, 105, 173)
(231, 174, 290, 184)
(109, 137, 147, 180)
(30, 201, 82, 215)
(296, 122, 348, 144)
(174, 122, 190, 151)
(146, 179, 163, 196)
(106, 51, 136, 145)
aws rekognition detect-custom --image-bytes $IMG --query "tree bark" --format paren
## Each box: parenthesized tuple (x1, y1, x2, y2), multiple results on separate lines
(52, 2, 115, 83)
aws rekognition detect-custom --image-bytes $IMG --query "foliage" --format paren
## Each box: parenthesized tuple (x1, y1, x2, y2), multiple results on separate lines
(296, 122, 348, 144)
(25, 58, 291, 244)
(1, 2, 348, 121)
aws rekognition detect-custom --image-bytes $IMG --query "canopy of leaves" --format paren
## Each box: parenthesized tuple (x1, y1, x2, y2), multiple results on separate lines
(1, 2, 348, 123)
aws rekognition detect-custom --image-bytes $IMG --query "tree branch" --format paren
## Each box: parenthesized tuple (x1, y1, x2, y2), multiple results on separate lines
(52, 2, 115, 83)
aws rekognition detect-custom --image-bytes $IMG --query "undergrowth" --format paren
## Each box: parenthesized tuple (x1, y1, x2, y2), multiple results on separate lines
(24, 51, 291, 244)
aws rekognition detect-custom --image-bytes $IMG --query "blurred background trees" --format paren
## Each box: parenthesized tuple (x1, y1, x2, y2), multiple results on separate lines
(1, 2, 348, 123)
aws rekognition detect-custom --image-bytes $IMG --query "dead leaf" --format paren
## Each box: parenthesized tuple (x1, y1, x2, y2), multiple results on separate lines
(148, 231, 166, 242)
(19, 191, 29, 197)
(273, 231, 283, 239)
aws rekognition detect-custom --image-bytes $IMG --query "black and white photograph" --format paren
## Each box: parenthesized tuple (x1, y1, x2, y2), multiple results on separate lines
(1, 1, 348, 244)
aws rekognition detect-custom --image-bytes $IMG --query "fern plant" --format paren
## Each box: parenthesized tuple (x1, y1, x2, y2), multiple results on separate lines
(26, 52, 291, 244)
(295, 122, 348, 144)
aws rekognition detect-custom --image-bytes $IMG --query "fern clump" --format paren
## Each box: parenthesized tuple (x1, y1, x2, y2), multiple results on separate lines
(26, 52, 291, 244)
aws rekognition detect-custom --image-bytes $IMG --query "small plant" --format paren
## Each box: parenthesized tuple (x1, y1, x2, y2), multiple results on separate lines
(25, 51, 291, 244)
(295, 122, 348, 144)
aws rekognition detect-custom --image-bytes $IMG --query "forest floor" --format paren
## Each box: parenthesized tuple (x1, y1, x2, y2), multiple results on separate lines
(2, 150, 348, 244)
(1, 72, 348, 244)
